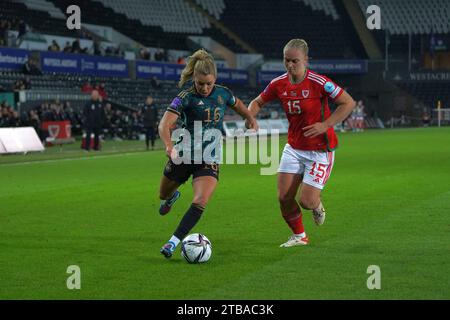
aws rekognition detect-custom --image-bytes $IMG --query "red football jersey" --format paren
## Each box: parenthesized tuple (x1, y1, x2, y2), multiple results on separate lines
(260, 69, 343, 151)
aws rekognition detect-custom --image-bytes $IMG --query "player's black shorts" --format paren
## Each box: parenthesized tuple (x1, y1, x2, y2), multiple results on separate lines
(163, 159, 219, 184)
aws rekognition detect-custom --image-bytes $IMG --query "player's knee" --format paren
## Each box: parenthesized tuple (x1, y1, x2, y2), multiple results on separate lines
(278, 193, 295, 207)
(299, 197, 320, 210)
(192, 196, 208, 208)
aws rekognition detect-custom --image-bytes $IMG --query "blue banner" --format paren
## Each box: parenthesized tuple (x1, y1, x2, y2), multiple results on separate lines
(41, 51, 79, 73)
(217, 68, 249, 85)
(0, 47, 29, 70)
(136, 60, 165, 79)
(163, 63, 184, 81)
(136, 60, 249, 84)
(258, 60, 368, 84)
(258, 71, 285, 85)
(40, 52, 128, 77)
(309, 60, 368, 74)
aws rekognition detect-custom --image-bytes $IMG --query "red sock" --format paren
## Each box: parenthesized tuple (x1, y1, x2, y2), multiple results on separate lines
(282, 207, 304, 234)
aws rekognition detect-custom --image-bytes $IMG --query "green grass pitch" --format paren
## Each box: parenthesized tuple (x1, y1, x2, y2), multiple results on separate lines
(0, 128, 449, 299)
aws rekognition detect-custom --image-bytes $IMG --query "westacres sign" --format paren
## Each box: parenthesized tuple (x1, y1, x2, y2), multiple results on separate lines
(40, 51, 129, 77)
(258, 60, 368, 84)
(136, 60, 249, 84)
(0, 47, 29, 70)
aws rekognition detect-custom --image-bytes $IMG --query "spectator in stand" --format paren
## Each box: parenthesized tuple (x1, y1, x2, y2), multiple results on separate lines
(93, 83, 108, 100)
(28, 109, 43, 141)
(41, 102, 55, 121)
(8, 111, 20, 127)
(48, 40, 60, 52)
(0, 102, 11, 127)
(139, 47, 151, 60)
(23, 76, 31, 89)
(103, 103, 114, 139)
(150, 76, 162, 90)
(177, 56, 186, 64)
(93, 39, 101, 55)
(154, 49, 163, 61)
(63, 41, 72, 53)
(129, 111, 141, 140)
(81, 81, 93, 93)
(71, 38, 82, 53)
(13, 80, 23, 91)
(18, 19, 27, 39)
(0, 19, 8, 46)
(22, 58, 42, 76)
(0, 108, 5, 127)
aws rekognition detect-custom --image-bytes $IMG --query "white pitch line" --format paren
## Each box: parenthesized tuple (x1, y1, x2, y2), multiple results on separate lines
(0, 151, 147, 167)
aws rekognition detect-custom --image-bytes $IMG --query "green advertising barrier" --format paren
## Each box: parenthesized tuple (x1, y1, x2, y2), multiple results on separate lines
(0, 92, 15, 108)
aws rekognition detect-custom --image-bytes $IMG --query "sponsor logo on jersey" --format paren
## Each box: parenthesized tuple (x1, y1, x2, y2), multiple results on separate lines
(282, 91, 288, 96)
(313, 177, 321, 184)
(324, 82, 335, 93)
(198, 100, 205, 106)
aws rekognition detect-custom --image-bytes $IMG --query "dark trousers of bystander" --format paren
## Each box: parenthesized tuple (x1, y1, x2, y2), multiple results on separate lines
(145, 126, 156, 150)
(85, 127, 101, 151)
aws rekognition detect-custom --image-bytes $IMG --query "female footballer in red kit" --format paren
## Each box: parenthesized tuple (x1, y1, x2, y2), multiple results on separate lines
(248, 39, 356, 247)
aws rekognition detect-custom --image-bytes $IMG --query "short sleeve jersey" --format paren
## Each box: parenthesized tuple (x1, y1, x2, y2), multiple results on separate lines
(260, 69, 343, 151)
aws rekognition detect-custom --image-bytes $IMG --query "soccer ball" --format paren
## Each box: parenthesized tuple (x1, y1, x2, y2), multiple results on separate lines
(181, 233, 212, 263)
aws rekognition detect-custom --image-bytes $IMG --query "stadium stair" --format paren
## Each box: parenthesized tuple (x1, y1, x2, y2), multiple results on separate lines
(184, 0, 255, 54)
(342, 0, 382, 59)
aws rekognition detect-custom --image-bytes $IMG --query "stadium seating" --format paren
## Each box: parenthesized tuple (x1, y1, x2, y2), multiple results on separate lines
(96, 0, 210, 34)
(0, 0, 84, 38)
(296, 0, 339, 20)
(195, 0, 226, 20)
(357, 0, 450, 60)
(396, 82, 450, 109)
(219, 0, 366, 59)
(358, 0, 450, 35)
(15, 0, 66, 19)
(47, 0, 245, 52)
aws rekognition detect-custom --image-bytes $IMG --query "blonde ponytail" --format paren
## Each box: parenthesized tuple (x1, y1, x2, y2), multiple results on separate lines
(178, 49, 217, 88)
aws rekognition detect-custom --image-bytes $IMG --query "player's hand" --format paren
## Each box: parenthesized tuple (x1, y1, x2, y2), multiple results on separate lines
(303, 122, 329, 138)
(245, 117, 259, 131)
(165, 146, 177, 160)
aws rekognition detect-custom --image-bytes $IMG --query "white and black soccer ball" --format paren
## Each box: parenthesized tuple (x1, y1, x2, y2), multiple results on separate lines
(181, 233, 212, 263)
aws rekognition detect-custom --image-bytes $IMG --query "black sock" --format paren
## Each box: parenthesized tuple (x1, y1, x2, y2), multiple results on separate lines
(174, 204, 204, 240)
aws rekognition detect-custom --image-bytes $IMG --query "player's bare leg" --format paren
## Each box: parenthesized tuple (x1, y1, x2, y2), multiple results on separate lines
(299, 183, 326, 226)
(278, 173, 308, 247)
(159, 176, 181, 215)
(161, 176, 217, 258)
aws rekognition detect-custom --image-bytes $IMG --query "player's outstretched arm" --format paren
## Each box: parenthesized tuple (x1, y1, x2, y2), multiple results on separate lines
(245, 95, 267, 130)
(248, 95, 265, 118)
(232, 98, 259, 131)
(158, 111, 179, 158)
(303, 91, 356, 138)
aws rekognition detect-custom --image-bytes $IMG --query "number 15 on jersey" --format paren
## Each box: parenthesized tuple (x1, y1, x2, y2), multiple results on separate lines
(287, 100, 301, 115)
